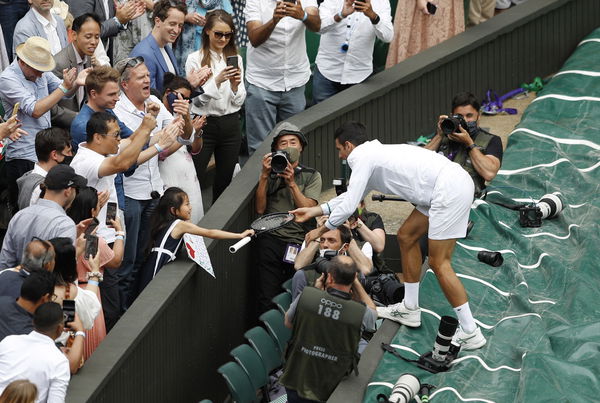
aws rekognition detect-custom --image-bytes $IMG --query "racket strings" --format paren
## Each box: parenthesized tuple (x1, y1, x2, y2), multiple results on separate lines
(251, 213, 294, 231)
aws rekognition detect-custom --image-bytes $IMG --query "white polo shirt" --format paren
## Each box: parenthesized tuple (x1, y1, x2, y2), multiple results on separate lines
(0, 331, 70, 403)
(244, 0, 318, 91)
(316, 0, 394, 84)
(114, 94, 172, 200)
(71, 143, 118, 243)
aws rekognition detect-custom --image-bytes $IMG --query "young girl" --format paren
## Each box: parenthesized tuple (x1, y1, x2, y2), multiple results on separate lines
(136, 187, 253, 296)
(185, 10, 245, 203)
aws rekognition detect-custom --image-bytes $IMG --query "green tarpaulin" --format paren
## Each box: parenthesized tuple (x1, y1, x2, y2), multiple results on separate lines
(364, 27, 600, 403)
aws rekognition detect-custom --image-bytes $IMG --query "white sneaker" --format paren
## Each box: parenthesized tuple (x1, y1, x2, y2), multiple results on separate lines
(452, 326, 486, 350)
(376, 301, 421, 327)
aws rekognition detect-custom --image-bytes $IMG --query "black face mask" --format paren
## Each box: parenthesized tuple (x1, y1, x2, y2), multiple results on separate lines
(466, 121, 479, 136)
(60, 155, 74, 165)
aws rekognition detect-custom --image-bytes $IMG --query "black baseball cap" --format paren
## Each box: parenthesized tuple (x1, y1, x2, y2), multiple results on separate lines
(44, 165, 87, 190)
(270, 122, 308, 152)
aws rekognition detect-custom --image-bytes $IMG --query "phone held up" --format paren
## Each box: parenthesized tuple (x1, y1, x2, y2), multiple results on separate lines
(226, 55, 239, 70)
(106, 202, 117, 226)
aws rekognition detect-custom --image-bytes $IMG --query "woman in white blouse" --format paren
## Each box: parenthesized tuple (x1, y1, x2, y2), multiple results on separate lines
(185, 9, 245, 203)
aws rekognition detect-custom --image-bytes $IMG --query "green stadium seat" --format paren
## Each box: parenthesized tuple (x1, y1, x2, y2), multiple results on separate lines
(271, 292, 292, 315)
(230, 344, 269, 400)
(281, 279, 292, 294)
(244, 327, 282, 374)
(259, 309, 292, 354)
(217, 361, 258, 403)
(198, 400, 213, 403)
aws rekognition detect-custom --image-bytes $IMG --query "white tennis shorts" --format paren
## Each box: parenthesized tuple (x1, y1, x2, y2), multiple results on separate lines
(416, 163, 474, 240)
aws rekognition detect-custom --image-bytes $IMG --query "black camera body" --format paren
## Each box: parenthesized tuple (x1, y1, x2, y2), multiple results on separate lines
(271, 150, 290, 174)
(519, 204, 542, 227)
(440, 114, 468, 136)
(364, 272, 404, 306)
(333, 178, 347, 195)
(314, 250, 338, 275)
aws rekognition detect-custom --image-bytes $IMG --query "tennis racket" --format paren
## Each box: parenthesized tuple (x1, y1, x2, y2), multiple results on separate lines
(229, 212, 295, 253)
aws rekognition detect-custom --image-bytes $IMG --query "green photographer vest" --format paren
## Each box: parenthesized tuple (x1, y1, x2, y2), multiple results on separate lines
(438, 129, 494, 197)
(280, 287, 366, 402)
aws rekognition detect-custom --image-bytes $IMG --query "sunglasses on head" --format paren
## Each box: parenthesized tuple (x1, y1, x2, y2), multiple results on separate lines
(213, 31, 233, 39)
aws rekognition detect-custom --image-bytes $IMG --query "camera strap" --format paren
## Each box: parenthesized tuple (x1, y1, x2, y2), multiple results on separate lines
(381, 343, 419, 364)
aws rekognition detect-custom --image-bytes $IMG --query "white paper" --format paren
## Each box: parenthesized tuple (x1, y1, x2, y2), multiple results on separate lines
(183, 233, 215, 278)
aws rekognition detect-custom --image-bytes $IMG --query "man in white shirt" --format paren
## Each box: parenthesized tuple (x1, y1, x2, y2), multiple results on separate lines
(16, 128, 73, 210)
(292, 121, 487, 351)
(12, 0, 69, 57)
(313, 0, 393, 104)
(244, 0, 320, 154)
(0, 302, 70, 403)
(113, 57, 189, 309)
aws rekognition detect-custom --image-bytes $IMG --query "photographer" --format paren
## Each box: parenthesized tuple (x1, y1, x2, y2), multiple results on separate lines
(280, 255, 377, 403)
(292, 223, 372, 299)
(254, 123, 322, 314)
(425, 92, 503, 197)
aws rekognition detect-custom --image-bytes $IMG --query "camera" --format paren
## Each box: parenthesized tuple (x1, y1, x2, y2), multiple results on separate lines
(333, 178, 347, 195)
(63, 299, 76, 326)
(314, 250, 338, 275)
(440, 114, 468, 136)
(519, 193, 564, 228)
(364, 272, 404, 306)
(270, 150, 290, 174)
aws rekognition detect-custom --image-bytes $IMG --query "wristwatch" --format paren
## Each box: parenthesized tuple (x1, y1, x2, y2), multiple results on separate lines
(466, 144, 477, 152)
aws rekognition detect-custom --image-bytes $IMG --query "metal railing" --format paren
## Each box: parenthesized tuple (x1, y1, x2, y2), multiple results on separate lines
(66, 0, 599, 401)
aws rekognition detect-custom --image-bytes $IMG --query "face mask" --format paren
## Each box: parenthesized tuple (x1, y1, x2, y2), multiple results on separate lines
(283, 147, 300, 164)
(60, 155, 74, 165)
(466, 121, 478, 136)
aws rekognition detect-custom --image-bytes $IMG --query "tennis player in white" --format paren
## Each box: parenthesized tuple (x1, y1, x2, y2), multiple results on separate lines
(291, 121, 486, 350)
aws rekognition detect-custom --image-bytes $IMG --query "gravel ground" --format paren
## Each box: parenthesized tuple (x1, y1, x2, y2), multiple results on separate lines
(318, 92, 537, 233)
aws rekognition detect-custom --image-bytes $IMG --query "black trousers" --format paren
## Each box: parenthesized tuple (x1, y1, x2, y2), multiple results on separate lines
(101, 242, 122, 332)
(5, 159, 34, 213)
(192, 112, 242, 203)
(256, 233, 297, 314)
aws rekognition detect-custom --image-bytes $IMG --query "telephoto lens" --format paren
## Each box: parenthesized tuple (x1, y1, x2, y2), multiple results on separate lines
(440, 114, 467, 135)
(270, 150, 289, 174)
(431, 316, 459, 361)
(377, 374, 421, 403)
(537, 193, 564, 219)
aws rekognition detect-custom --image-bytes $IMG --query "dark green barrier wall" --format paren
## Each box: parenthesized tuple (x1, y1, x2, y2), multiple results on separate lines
(66, 0, 599, 401)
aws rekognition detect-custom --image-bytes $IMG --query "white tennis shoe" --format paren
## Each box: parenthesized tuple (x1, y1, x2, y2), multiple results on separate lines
(452, 326, 486, 350)
(376, 301, 421, 327)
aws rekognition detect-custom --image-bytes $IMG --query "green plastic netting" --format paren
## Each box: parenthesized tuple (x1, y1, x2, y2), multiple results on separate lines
(363, 28, 600, 403)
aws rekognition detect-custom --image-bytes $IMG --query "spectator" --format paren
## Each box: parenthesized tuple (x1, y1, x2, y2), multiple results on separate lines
(0, 26, 8, 72)
(0, 380, 38, 403)
(65, 0, 145, 60)
(385, 0, 464, 67)
(0, 0, 28, 64)
(159, 73, 207, 224)
(349, 199, 387, 272)
(292, 223, 372, 300)
(16, 128, 73, 210)
(468, 0, 495, 26)
(113, 56, 185, 310)
(114, 0, 156, 63)
(254, 124, 322, 313)
(424, 92, 503, 197)
(0, 270, 55, 342)
(0, 239, 55, 299)
(175, 0, 233, 71)
(70, 111, 157, 330)
(12, 0, 69, 57)
(67, 187, 124, 359)
(280, 255, 377, 402)
(244, 0, 320, 154)
(0, 165, 87, 269)
(53, 13, 102, 114)
(313, 0, 393, 104)
(129, 0, 189, 93)
(0, 302, 71, 402)
(136, 187, 253, 296)
(185, 10, 245, 202)
(0, 37, 87, 213)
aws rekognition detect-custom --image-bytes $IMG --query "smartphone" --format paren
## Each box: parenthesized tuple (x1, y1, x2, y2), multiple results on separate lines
(226, 55, 238, 70)
(106, 202, 117, 225)
(426, 2, 437, 15)
(11, 102, 20, 117)
(166, 92, 178, 111)
(84, 217, 99, 236)
(85, 234, 99, 259)
(63, 299, 76, 326)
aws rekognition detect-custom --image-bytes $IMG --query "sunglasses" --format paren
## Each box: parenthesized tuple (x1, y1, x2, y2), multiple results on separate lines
(213, 31, 233, 39)
(121, 56, 145, 75)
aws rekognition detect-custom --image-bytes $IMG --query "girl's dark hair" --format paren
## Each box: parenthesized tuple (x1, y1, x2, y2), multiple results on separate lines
(147, 187, 188, 254)
(200, 10, 237, 68)
(66, 186, 98, 224)
(49, 237, 78, 284)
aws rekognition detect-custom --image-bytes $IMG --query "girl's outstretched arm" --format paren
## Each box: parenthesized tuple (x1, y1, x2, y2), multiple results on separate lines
(172, 221, 254, 240)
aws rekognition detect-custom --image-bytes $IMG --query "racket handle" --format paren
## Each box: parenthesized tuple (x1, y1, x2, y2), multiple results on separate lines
(229, 236, 252, 253)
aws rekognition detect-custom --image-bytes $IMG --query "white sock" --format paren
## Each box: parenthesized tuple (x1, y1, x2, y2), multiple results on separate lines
(454, 302, 477, 333)
(403, 282, 420, 310)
